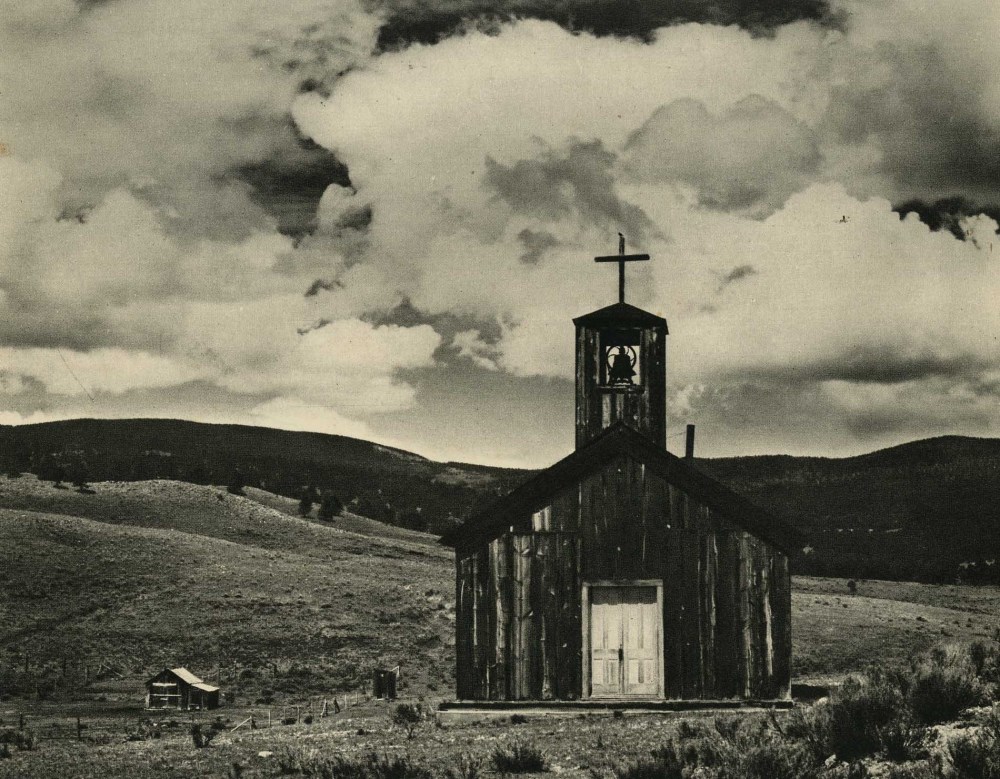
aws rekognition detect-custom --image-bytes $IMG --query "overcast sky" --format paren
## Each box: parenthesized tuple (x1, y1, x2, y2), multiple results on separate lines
(1, 0, 999, 467)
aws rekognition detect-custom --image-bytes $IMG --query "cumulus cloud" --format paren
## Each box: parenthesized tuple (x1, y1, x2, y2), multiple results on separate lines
(6, 0, 1000, 464)
(0, 347, 207, 397)
(451, 330, 500, 370)
(623, 96, 821, 215)
(291, 10, 1000, 458)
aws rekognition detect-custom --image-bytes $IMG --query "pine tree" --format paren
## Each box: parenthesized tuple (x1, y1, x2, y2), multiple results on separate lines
(299, 485, 317, 517)
(318, 491, 343, 521)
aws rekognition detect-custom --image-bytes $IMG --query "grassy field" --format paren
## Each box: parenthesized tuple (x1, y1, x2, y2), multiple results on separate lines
(0, 475, 455, 699)
(792, 576, 1000, 681)
(0, 700, 715, 779)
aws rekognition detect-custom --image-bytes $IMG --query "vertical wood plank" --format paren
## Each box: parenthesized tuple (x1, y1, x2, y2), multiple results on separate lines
(492, 536, 512, 700)
(473, 549, 489, 699)
(525, 535, 541, 698)
(713, 532, 739, 698)
(681, 526, 702, 698)
(455, 556, 473, 699)
(770, 551, 792, 699)
(486, 543, 498, 699)
(663, 519, 684, 698)
(701, 531, 717, 697)
(737, 533, 753, 698)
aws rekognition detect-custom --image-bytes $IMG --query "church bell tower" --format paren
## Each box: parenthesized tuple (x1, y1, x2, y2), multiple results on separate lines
(574, 237, 667, 449)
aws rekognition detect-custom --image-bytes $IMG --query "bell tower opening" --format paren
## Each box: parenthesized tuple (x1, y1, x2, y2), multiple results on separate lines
(574, 236, 667, 449)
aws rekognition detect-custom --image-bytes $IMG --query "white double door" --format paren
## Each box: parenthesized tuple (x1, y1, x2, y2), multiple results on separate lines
(590, 585, 661, 697)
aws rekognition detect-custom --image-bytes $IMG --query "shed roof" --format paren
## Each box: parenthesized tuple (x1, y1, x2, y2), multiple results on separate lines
(170, 667, 204, 685)
(146, 667, 207, 687)
(440, 423, 805, 554)
(192, 682, 220, 693)
(573, 302, 668, 330)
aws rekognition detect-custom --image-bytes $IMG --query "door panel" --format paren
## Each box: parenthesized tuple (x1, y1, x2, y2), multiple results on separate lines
(589, 585, 660, 697)
(623, 589, 659, 696)
(590, 588, 623, 696)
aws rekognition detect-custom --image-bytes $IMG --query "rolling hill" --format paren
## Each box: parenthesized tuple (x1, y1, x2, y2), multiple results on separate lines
(700, 435, 1000, 582)
(3, 419, 1000, 582)
(0, 475, 456, 702)
(0, 418, 530, 535)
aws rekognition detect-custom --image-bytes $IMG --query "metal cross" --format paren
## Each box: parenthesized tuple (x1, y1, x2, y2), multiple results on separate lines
(594, 233, 650, 304)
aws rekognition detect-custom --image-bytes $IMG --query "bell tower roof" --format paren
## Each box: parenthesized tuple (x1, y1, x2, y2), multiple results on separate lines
(573, 302, 668, 331)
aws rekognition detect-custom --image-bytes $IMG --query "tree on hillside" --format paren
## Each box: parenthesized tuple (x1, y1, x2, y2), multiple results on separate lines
(227, 467, 246, 496)
(37, 453, 67, 487)
(299, 485, 318, 517)
(1, 451, 20, 478)
(64, 449, 92, 493)
(399, 507, 426, 532)
(317, 491, 343, 521)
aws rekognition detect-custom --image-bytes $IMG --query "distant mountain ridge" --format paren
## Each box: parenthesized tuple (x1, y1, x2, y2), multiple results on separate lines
(699, 435, 1000, 583)
(2, 419, 999, 582)
(0, 418, 531, 534)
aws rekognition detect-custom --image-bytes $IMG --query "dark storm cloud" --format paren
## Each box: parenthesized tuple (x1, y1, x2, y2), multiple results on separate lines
(717, 264, 757, 291)
(894, 196, 1000, 241)
(752, 348, 989, 387)
(305, 278, 344, 296)
(235, 125, 352, 237)
(485, 140, 657, 244)
(362, 299, 503, 358)
(374, 0, 838, 50)
(517, 228, 559, 264)
(823, 44, 1000, 206)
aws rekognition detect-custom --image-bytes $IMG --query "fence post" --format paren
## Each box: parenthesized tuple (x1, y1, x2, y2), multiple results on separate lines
(77, 717, 82, 741)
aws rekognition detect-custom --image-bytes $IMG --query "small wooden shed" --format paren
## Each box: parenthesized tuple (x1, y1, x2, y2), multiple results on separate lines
(145, 667, 220, 710)
(441, 259, 804, 703)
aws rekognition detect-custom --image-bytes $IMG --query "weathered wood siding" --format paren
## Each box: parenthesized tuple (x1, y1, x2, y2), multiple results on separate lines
(455, 454, 792, 701)
(576, 325, 667, 449)
(457, 532, 582, 700)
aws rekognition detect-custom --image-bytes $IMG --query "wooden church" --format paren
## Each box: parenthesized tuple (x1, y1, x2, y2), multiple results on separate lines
(441, 245, 803, 703)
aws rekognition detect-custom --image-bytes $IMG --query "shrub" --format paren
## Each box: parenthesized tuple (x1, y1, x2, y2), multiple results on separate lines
(611, 747, 685, 779)
(878, 717, 929, 762)
(392, 703, 422, 739)
(611, 716, 821, 779)
(509, 714, 528, 725)
(909, 645, 989, 725)
(277, 752, 433, 779)
(444, 754, 483, 779)
(491, 740, 548, 774)
(948, 732, 1000, 779)
(823, 763, 872, 779)
(883, 762, 943, 779)
(190, 723, 216, 748)
(0, 728, 35, 752)
(824, 672, 906, 760)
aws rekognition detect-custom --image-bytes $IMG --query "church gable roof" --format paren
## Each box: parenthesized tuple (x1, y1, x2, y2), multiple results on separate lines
(572, 302, 668, 330)
(441, 423, 804, 554)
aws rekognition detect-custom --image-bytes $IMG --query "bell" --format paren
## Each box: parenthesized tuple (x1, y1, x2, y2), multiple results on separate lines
(607, 346, 636, 384)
